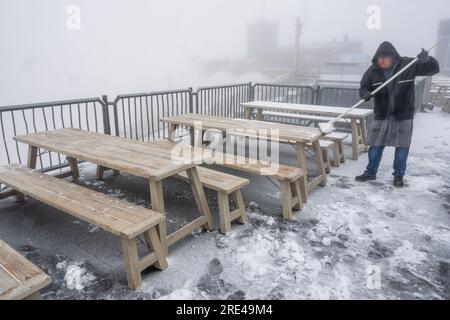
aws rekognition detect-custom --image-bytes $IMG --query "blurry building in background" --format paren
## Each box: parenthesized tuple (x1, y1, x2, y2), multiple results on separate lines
(436, 18, 450, 76)
(203, 19, 369, 85)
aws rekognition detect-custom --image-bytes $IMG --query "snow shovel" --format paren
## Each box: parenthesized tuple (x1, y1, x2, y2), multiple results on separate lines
(318, 42, 439, 135)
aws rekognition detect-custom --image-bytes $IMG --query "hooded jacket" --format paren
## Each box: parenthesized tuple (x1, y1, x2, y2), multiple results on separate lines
(360, 42, 440, 121)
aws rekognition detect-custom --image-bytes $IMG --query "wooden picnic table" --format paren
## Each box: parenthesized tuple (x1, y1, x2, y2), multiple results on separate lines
(160, 113, 327, 193)
(14, 128, 214, 251)
(241, 101, 374, 160)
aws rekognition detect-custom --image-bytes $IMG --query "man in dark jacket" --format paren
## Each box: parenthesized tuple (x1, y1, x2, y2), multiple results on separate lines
(356, 42, 440, 187)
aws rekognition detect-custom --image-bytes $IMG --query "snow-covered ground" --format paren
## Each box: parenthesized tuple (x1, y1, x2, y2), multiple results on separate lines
(0, 110, 449, 300)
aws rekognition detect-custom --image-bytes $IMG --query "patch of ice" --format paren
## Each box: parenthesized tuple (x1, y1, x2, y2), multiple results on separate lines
(60, 262, 96, 291)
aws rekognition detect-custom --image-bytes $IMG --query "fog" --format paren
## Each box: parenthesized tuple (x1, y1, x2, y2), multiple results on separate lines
(0, 0, 448, 105)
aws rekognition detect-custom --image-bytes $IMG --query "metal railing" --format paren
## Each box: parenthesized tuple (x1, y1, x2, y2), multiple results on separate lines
(1, 79, 429, 175)
(195, 83, 251, 118)
(0, 98, 106, 172)
(253, 83, 315, 105)
(317, 86, 370, 108)
(110, 89, 193, 141)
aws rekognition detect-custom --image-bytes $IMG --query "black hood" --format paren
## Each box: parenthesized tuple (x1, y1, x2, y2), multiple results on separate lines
(372, 41, 401, 66)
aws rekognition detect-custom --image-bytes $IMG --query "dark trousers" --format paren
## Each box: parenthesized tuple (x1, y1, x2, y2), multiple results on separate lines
(364, 146, 410, 177)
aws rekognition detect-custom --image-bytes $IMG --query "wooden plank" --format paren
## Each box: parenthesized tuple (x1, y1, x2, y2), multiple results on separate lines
(0, 239, 51, 300)
(230, 190, 247, 224)
(241, 101, 373, 119)
(143, 228, 168, 271)
(263, 111, 351, 124)
(160, 114, 322, 143)
(280, 181, 293, 220)
(167, 216, 208, 246)
(0, 165, 164, 239)
(186, 167, 214, 231)
(15, 129, 200, 181)
(351, 119, 360, 160)
(121, 238, 141, 290)
(149, 179, 167, 253)
(176, 167, 249, 193)
(312, 140, 328, 187)
(67, 157, 79, 180)
(218, 192, 231, 234)
(27, 145, 38, 169)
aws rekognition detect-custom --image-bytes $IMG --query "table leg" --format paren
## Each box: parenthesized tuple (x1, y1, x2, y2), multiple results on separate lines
(256, 109, 264, 121)
(244, 107, 253, 120)
(67, 157, 79, 181)
(189, 127, 195, 146)
(149, 179, 167, 254)
(360, 119, 367, 145)
(186, 167, 214, 231)
(168, 124, 178, 142)
(295, 142, 308, 200)
(27, 145, 38, 169)
(351, 119, 360, 160)
(312, 140, 327, 187)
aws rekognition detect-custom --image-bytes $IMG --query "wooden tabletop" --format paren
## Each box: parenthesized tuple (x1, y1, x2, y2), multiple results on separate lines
(161, 113, 322, 143)
(241, 101, 374, 119)
(0, 239, 51, 300)
(14, 128, 202, 181)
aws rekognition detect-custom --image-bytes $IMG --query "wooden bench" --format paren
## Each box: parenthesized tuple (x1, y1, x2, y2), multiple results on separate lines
(150, 140, 307, 221)
(0, 239, 51, 300)
(0, 164, 167, 290)
(177, 167, 249, 234)
(306, 140, 335, 174)
(263, 111, 367, 160)
(323, 132, 349, 167)
(194, 152, 306, 221)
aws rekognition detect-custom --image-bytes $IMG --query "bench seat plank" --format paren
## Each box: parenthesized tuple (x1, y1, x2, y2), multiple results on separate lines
(324, 132, 350, 140)
(0, 239, 51, 300)
(177, 167, 249, 193)
(149, 140, 305, 182)
(263, 111, 351, 124)
(0, 165, 164, 239)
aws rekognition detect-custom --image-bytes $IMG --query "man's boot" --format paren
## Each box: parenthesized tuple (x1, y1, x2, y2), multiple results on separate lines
(355, 173, 377, 182)
(394, 176, 405, 188)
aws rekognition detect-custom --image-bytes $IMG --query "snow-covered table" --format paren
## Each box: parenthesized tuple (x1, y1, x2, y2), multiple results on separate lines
(241, 101, 374, 160)
(161, 113, 327, 193)
(14, 128, 214, 252)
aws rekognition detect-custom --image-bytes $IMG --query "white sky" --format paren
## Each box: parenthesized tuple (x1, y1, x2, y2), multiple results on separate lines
(0, 0, 448, 104)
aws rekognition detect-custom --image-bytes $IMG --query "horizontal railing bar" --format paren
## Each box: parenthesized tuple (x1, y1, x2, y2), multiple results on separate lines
(196, 83, 250, 92)
(113, 89, 192, 103)
(253, 83, 315, 90)
(0, 98, 104, 112)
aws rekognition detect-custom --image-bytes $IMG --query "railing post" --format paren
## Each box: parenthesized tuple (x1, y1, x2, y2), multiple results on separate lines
(248, 82, 255, 101)
(101, 95, 111, 135)
(314, 85, 321, 105)
(188, 87, 195, 113)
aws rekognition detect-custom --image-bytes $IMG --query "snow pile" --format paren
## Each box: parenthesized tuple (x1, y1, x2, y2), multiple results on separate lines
(57, 261, 96, 291)
(390, 240, 428, 269)
(158, 280, 194, 300)
(158, 288, 193, 300)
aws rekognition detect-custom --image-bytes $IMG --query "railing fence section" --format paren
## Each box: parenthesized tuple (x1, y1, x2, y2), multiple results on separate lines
(253, 83, 315, 105)
(111, 89, 192, 141)
(195, 83, 251, 118)
(0, 98, 106, 172)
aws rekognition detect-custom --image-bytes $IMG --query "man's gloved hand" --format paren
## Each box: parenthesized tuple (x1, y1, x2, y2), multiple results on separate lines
(417, 48, 430, 62)
(362, 92, 372, 101)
